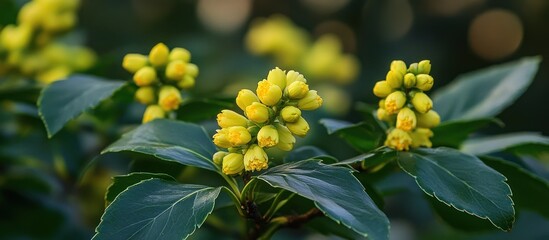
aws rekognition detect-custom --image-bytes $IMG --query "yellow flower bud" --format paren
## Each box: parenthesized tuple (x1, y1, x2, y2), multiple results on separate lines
(411, 92, 433, 114)
(178, 75, 195, 89)
(158, 86, 182, 111)
(297, 90, 322, 111)
(244, 144, 268, 172)
(418, 60, 431, 74)
(384, 91, 407, 114)
(0, 24, 32, 50)
(408, 63, 419, 74)
(122, 54, 148, 73)
(135, 86, 155, 104)
(222, 153, 245, 175)
(404, 73, 416, 89)
(236, 89, 260, 111)
(165, 60, 186, 81)
(396, 107, 417, 131)
(286, 81, 309, 99)
(384, 128, 412, 151)
(257, 125, 279, 148)
(416, 110, 441, 128)
(257, 80, 282, 106)
(213, 151, 228, 165)
(149, 43, 169, 67)
(286, 70, 306, 87)
(18, 2, 42, 26)
(133, 66, 157, 86)
(43, 12, 76, 32)
(217, 110, 248, 128)
(379, 99, 386, 109)
(275, 123, 296, 151)
(72, 47, 96, 71)
(373, 81, 393, 98)
(280, 106, 301, 123)
(410, 128, 434, 148)
(142, 105, 165, 123)
(386, 70, 404, 88)
(390, 60, 407, 75)
(36, 66, 71, 84)
(377, 108, 391, 122)
(286, 116, 310, 137)
(185, 63, 199, 78)
(213, 128, 231, 148)
(245, 102, 270, 123)
(169, 47, 191, 62)
(267, 67, 286, 90)
(415, 74, 434, 91)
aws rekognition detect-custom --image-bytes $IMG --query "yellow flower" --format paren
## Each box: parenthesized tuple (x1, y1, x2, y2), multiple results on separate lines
(227, 126, 252, 147)
(142, 105, 165, 123)
(418, 60, 431, 74)
(415, 74, 434, 91)
(213, 151, 228, 165)
(213, 128, 231, 148)
(267, 67, 286, 90)
(297, 90, 322, 110)
(217, 110, 248, 128)
(244, 144, 268, 172)
(376, 108, 391, 121)
(122, 54, 148, 73)
(411, 92, 433, 114)
(165, 60, 187, 81)
(245, 102, 270, 123)
(275, 123, 295, 151)
(135, 86, 155, 104)
(0, 24, 32, 50)
(178, 75, 195, 89)
(384, 128, 412, 151)
(379, 99, 385, 109)
(149, 43, 170, 67)
(396, 107, 417, 132)
(133, 66, 157, 86)
(222, 153, 245, 175)
(286, 70, 306, 87)
(158, 86, 182, 111)
(36, 66, 71, 84)
(408, 62, 419, 74)
(257, 79, 282, 106)
(373, 81, 393, 98)
(185, 63, 199, 78)
(280, 106, 301, 123)
(403, 73, 416, 89)
(390, 60, 407, 76)
(286, 116, 310, 137)
(257, 125, 279, 148)
(236, 89, 259, 111)
(169, 47, 191, 62)
(416, 110, 441, 128)
(410, 128, 434, 148)
(386, 70, 403, 88)
(286, 81, 309, 99)
(384, 91, 406, 114)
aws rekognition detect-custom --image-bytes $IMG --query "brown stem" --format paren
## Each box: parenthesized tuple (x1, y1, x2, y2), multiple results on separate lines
(283, 208, 323, 228)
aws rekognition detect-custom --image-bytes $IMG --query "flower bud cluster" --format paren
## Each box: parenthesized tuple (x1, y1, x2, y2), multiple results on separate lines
(212, 68, 323, 175)
(122, 43, 199, 124)
(373, 60, 440, 151)
(0, 0, 96, 84)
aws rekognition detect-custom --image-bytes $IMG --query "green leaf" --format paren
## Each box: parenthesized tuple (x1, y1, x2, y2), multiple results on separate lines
(94, 179, 221, 240)
(432, 56, 541, 121)
(320, 118, 384, 153)
(105, 172, 176, 204)
(333, 147, 396, 168)
(177, 98, 234, 122)
(397, 147, 515, 231)
(482, 156, 549, 219)
(284, 146, 337, 163)
(461, 132, 549, 156)
(258, 160, 389, 240)
(38, 75, 126, 137)
(429, 197, 496, 232)
(102, 119, 218, 172)
(431, 118, 501, 148)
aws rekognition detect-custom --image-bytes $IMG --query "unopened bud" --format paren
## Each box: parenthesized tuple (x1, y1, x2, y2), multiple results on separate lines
(384, 91, 407, 114)
(267, 67, 286, 90)
(135, 86, 155, 104)
(158, 86, 182, 111)
(178, 75, 195, 89)
(286, 116, 310, 137)
(297, 90, 322, 110)
(285, 70, 306, 87)
(123, 54, 148, 73)
(403, 73, 416, 89)
(408, 63, 419, 74)
(257, 80, 282, 106)
(377, 108, 391, 121)
(133, 66, 157, 86)
(373, 81, 393, 98)
(236, 89, 259, 111)
(418, 60, 431, 74)
(275, 123, 295, 151)
(280, 106, 301, 123)
(390, 60, 407, 75)
(213, 151, 229, 165)
(286, 81, 309, 99)
(227, 126, 252, 147)
(149, 43, 170, 67)
(165, 60, 186, 81)
(386, 70, 403, 88)
(222, 153, 244, 175)
(411, 92, 433, 114)
(217, 110, 248, 128)
(416, 110, 440, 128)
(185, 63, 199, 78)
(169, 47, 191, 62)
(245, 102, 270, 123)
(415, 74, 434, 91)
(142, 105, 165, 123)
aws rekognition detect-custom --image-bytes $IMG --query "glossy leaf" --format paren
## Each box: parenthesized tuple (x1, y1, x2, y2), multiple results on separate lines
(482, 156, 549, 219)
(334, 147, 396, 168)
(320, 118, 384, 153)
(102, 119, 218, 172)
(461, 132, 549, 156)
(258, 160, 389, 240)
(94, 179, 221, 240)
(105, 172, 176, 204)
(431, 118, 501, 148)
(38, 75, 126, 137)
(432, 56, 541, 121)
(397, 147, 515, 231)
(284, 146, 337, 163)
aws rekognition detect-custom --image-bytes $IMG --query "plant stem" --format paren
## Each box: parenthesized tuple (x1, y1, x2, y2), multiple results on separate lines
(221, 186, 245, 217)
(240, 177, 256, 202)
